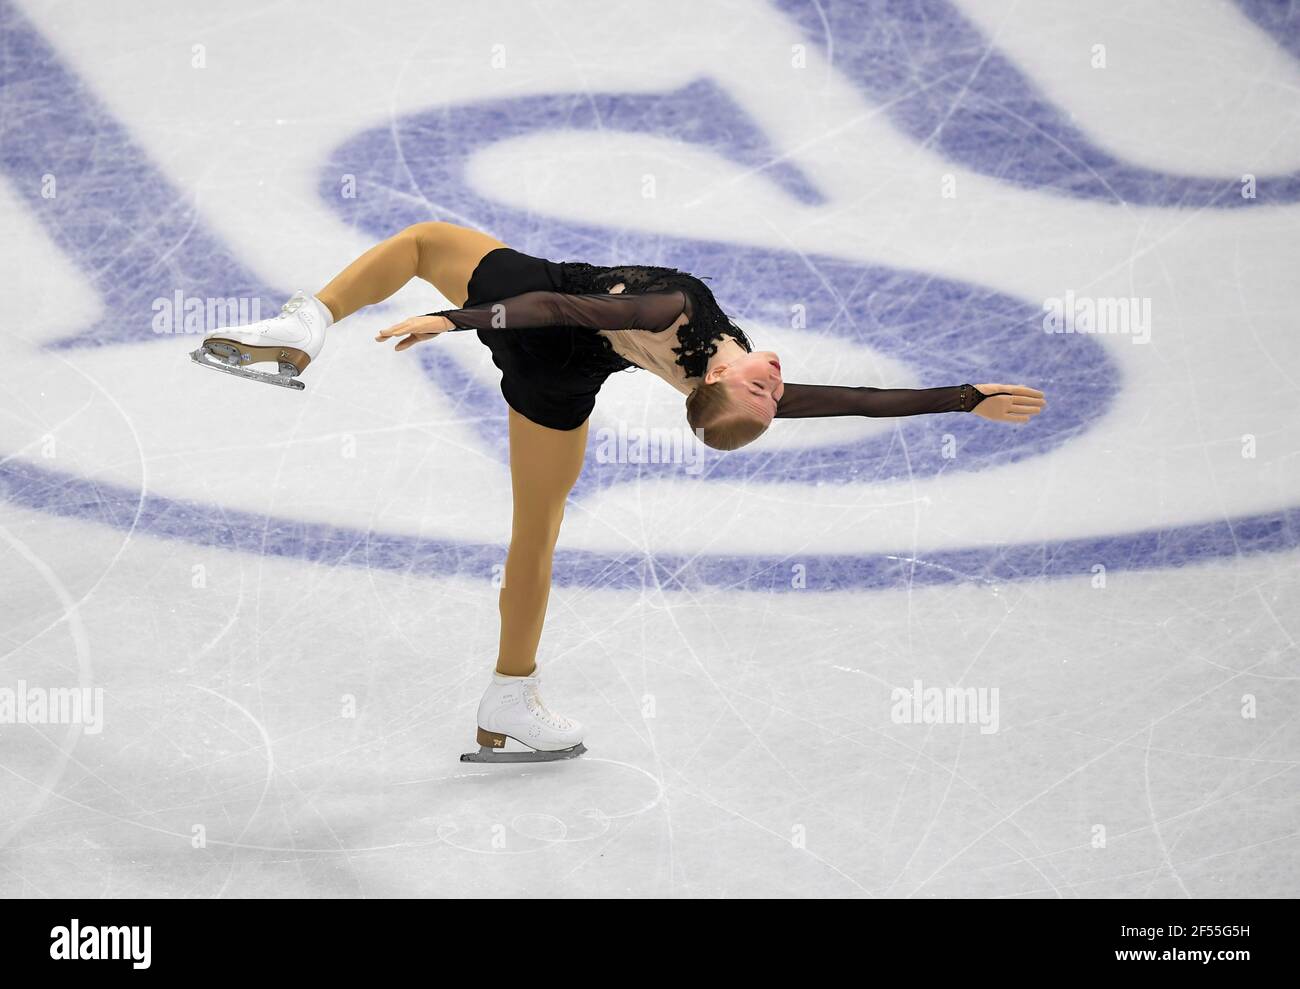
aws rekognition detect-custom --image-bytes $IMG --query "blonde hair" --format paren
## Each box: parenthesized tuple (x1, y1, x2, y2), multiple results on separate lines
(686, 380, 770, 451)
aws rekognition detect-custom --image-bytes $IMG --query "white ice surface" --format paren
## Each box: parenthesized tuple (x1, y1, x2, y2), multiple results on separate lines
(1, 0, 1297, 897)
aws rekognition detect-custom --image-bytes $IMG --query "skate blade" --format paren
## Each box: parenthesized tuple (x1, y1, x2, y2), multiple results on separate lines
(190, 347, 306, 391)
(459, 742, 587, 764)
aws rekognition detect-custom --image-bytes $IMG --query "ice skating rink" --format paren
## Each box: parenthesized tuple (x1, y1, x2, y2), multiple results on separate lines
(2, 0, 1298, 898)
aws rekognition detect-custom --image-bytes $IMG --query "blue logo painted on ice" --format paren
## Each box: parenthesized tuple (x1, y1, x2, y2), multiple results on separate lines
(1, 0, 1297, 591)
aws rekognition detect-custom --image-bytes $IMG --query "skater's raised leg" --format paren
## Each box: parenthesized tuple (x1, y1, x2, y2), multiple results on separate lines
(191, 221, 506, 389)
(316, 222, 507, 321)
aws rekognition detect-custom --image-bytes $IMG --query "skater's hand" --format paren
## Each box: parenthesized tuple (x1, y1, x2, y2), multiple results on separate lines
(375, 315, 455, 352)
(971, 384, 1046, 424)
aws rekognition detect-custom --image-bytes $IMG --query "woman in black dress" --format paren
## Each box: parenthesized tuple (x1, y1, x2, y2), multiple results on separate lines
(195, 220, 1045, 762)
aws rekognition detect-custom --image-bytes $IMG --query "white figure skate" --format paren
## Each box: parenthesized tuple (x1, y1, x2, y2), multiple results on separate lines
(189, 291, 332, 390)
(460, 670, 586, 764)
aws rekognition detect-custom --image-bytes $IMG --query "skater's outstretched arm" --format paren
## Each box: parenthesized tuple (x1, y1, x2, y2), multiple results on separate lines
(775, 382, 1046, 424)
(373, 290, 1045, 424)
(374, 289, 691, 350)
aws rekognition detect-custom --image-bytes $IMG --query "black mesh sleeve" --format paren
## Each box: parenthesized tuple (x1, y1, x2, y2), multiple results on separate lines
(774, 383, 989, 418)
(426, 289, 689, 333)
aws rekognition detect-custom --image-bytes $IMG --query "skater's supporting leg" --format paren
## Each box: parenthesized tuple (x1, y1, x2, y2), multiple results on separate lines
(315, 221, 508, 322)
(496, 407, 589, 677)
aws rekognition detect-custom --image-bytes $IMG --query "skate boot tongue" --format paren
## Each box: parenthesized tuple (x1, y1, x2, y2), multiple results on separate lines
(278, 291, 334, 328)
(523, 681, 572, 731)
(273, 293, 308, 324)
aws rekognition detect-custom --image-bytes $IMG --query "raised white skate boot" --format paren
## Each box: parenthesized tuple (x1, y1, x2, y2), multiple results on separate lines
(460, 670, 586, 764)
(189, 291, 333, 390)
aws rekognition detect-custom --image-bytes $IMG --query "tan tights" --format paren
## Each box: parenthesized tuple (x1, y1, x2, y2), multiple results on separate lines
(316, 220, 507, 318)
(314, 221, 589, 677)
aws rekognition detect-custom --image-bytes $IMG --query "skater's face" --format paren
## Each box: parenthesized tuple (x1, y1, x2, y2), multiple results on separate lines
(707, 350, 784, 422)
(684, 344, 782, 451)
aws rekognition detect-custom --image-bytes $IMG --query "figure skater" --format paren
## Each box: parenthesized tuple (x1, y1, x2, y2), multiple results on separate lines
(190, 221, 1045, 763)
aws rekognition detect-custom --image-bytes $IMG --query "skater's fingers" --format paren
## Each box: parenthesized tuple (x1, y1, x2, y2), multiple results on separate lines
(375, 324, 417, 341)
(376, 317, 429, 340)
(997, 396, 1040, 417)
(393, 333, 438, 352)
(376, 315, 452, 342)
(977, 383, 1045, 399)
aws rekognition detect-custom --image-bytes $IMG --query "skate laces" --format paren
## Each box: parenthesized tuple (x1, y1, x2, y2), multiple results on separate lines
(250, 295, 310, 338)
(524, 683, 571, 730)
